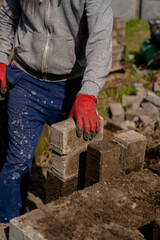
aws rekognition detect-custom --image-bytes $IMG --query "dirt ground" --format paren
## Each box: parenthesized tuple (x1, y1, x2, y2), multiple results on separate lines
(26, 70, 160, 212)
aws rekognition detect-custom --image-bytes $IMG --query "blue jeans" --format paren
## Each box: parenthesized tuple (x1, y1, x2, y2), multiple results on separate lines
(0, 64, 82, 223)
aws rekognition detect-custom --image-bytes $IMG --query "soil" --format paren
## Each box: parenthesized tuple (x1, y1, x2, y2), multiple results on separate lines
(27, 70, 160, 211)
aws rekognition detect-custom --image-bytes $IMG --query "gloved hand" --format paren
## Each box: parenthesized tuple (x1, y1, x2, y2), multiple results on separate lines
(68, 94, 100, 141)
(0, 63, 7, 94)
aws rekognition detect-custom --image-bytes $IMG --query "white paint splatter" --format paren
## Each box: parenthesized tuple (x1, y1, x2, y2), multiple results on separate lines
(12, 172, 20, 180)
(31, 91, 37, 95)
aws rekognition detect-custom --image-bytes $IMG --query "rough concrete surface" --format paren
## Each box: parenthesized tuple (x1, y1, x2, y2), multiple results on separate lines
(51, 149, 87, 180)
(9, 169, 160, 240)
(85, 139, 121, 186)
(114, 130, 147, 174)
(50, 117, 104, 155)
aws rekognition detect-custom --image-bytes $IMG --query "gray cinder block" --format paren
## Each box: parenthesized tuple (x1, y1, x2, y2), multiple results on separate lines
(85, 139, 121, 186)
(114, 130, 147, 174)
(50, 117, 104, 155)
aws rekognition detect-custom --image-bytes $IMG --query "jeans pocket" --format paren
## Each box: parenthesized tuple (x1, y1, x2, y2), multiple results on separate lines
(6, 63, 24, 86)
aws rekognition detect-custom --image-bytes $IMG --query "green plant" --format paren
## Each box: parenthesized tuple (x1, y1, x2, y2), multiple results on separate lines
(118, 84, 137, 102)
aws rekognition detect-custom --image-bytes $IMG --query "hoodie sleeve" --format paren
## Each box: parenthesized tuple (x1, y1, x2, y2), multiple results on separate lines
(78, 0, 113, 98)
(0, 0, 21, 65)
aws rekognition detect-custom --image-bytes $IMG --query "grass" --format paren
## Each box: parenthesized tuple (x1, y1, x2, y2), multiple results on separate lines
(125, 19, 150, 66)
(126, 19, 150, 53)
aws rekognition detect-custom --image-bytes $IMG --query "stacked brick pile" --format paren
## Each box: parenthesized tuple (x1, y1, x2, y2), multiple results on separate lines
(107, 82, 160, 132)
(46, 117, 104, 202)
(112, 17, 126, 70)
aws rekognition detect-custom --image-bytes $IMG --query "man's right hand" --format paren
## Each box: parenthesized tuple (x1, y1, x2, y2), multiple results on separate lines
(0, 63, 7, 94)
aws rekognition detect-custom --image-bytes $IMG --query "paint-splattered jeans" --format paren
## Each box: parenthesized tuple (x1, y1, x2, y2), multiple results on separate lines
(0, 63, 82, 223)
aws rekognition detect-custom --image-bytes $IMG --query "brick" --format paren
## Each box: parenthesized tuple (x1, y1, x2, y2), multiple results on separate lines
(139, 115, 152, 125)
(109, 102, 125, 122)
(85, 139, 121, 186)
(50, 116, 104, 155)
(51, 149, 87, 180)
(114, 130, 147, 174)
(122, 95, 143, 109)
(125, 109, 150, 121)
(141, 102, 159, 119)
(46, 170, 78, 202)
(106, 119, 126, 132)
(113, 18, 126, 30)
(9, 210, 47, 240)
(112, 51, 125, 61)
(153, 82, 160, 92)
(145, 91, 160, 107)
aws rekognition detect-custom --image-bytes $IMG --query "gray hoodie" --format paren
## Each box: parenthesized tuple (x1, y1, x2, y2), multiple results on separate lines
(0, 0, 113, 97)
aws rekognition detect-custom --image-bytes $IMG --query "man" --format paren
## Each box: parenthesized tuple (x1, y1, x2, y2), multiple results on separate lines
(0, 0, 113, 223)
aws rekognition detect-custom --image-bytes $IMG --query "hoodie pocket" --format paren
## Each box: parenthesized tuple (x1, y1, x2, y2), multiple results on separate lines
(14, 31, 46, 72)
(47, 36, 77, 75)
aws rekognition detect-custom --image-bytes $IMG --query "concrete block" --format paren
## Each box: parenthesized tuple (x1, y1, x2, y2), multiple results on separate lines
(139, 115, 152, 125)
(109, 102, 125, 122)
(122, 120, 136, 130)
(50, 116, 104, 155)
(122, 95, 143, 110)
(51, 149, 86, 180)
(153, 82, 160, 93)
(46, 170, 78, 202)
(145, 91, 160, 107)
(9, 209, 47, 240)
(125, 109, 150, 121)
(85, 139, 121, 186)
(141, 102, 159, 119)
(106, 119, 126, 132)
(114, 130, 147, 174)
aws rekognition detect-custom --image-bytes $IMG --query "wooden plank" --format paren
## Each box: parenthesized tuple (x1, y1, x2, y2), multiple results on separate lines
(110, 62, 132, 73)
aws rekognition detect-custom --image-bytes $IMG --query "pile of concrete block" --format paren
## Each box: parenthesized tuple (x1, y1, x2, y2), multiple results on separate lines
(46, 117, 104, 202)
(112, 18, 126, 70)
(107, 82, 160, 131)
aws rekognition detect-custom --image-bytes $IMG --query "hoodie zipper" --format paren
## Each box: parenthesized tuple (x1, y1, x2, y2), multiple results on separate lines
(41, 0, 51, 78)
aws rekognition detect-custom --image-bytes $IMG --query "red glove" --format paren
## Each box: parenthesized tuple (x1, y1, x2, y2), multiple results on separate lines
(0, 63, 7, 94)
(68, 94, 100, 140)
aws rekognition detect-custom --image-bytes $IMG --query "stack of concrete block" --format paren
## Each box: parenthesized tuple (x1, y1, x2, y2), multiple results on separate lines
(46, 117, 104, 203)
(112, 17, 126, 70)
(85, 130, 147, 186)
(106, 81, 160, 131)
